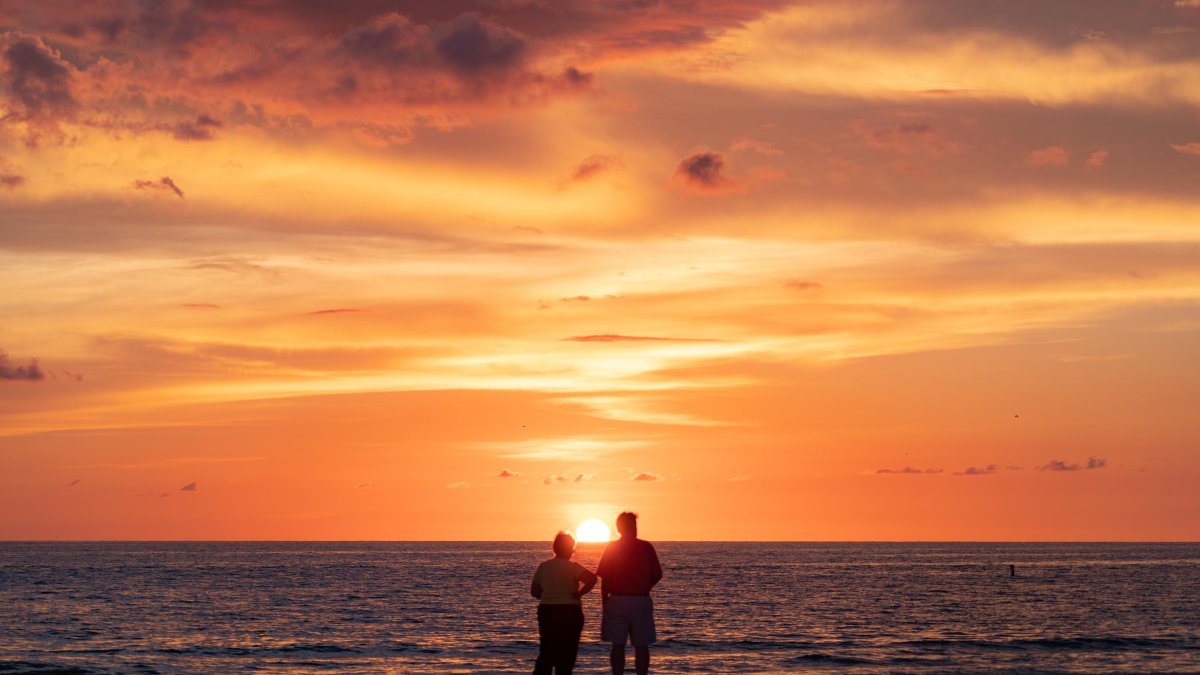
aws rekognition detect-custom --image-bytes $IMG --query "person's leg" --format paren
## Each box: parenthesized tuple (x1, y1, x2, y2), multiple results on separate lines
(610, 642, 625, 675)
(561, 605, 583, 675)
(634, 645, 650, 675)
(545, 605, 574, 674)
(534, 605, 553, 675)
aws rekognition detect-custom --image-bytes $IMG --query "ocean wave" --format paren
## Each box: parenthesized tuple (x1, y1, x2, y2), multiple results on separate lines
(783, 653, 874, 666)
(0, 662, 102, 674)
(893, 636, 1197, 651)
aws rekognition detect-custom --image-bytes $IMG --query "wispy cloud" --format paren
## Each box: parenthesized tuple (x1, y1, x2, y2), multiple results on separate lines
(562, 154, 620, 185)
(1086, 150, 1110, 168)
(632, 472, 661, 481)
(133, 176, 184, 198)
(446, 481, 469, 489)
(1170, 142, 1200, 156)
(491, 438, 646, 461)
(563, 334, 720, 343)
(497, 468, 519, 478)
(784, 280, 823, 291)
(954, 464, 998, 476)
(877, 466, 943, 475)
(1025, 146, 1069, 168)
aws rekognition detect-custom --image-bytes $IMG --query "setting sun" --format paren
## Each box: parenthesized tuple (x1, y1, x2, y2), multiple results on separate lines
(576, 519, 610, 543)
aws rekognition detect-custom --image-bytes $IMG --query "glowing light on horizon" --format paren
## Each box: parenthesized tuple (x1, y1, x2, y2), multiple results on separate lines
(576, 519, 610, 543)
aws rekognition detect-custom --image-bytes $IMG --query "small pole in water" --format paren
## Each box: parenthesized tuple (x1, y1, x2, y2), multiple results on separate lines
(1010, 564, 1016, 577)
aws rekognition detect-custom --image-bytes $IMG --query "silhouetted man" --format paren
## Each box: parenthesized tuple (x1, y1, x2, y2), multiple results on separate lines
(597, 512, 662, 675)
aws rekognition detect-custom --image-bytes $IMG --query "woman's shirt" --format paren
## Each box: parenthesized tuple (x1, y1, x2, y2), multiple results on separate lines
(532, 557, 588, 606)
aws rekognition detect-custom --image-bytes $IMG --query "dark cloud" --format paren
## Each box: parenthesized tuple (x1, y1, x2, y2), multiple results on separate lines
(307, 308, 364, 315)
(1038, 458, 1106, 471)
(0, 2, 785, 145)
(339, 11, 526, 78)
(877, 466, 943, 474)
(434, 13, 526, 75)
(339, 13, 429, 66)
(498, 468, 518, 477)
(179, 481, 197, 491)
(560, 66, 593, 88)
(674, 151, 732, 192)
(0, 32, 78, 136)
(1040, 459, 1079, 471)
(133, 176, 184, 198)
(632, 472, 660, 481)
(564, 334, 719, 342)
(171, 114, 223, 141)
(0, 349, 44, 381)
(955, 464, 998, 476)
(1037, 456, 1106, 472)
(1, 173, 26, 187)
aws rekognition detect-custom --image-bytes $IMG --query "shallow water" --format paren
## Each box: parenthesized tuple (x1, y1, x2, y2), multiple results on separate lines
(1, 542, 1198, 673)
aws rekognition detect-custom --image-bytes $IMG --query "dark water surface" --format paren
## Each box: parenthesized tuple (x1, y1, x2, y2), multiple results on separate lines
(1, 542, 1197, 673)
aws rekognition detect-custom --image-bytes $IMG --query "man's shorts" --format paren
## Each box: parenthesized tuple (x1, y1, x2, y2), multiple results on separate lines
(601, 595, 656, 646)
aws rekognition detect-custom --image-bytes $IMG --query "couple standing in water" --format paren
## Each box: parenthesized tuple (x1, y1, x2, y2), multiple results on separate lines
(530, 512, 663, 675)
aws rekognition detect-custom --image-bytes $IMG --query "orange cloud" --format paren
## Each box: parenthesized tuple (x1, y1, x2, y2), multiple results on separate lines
(1025, 145, 1069, 167)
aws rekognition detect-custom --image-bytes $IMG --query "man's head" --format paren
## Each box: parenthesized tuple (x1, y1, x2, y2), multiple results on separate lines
(615, 511, 638, 538)
(553, 531, 576, 558)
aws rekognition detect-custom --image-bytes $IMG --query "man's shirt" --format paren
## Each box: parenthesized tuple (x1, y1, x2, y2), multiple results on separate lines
(597, 537, 662, 596)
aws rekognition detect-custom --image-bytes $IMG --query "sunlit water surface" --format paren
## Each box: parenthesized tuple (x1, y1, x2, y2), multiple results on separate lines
(1, 542, 1198, 673)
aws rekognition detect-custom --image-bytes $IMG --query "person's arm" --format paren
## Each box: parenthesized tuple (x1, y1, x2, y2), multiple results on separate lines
(649, 544, 663, 588)
(574, 567, 597, 598)
(597, 549, 611, 601)
(531, 566, 543, 599)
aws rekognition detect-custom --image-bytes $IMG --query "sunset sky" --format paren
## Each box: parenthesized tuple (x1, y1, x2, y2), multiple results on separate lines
(2, 0, 1198, 541)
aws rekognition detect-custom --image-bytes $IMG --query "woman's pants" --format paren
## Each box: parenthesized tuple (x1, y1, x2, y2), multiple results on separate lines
(534, 604, 584, 674)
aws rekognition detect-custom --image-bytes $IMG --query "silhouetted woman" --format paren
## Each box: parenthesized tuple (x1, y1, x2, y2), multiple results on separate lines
(531, 531, 597, 674)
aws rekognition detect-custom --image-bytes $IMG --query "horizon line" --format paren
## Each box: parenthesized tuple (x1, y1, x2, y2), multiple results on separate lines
(3, 539, 1197, 544)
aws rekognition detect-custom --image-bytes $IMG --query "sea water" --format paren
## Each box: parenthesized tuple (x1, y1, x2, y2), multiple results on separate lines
(1, 542, 1197, 673)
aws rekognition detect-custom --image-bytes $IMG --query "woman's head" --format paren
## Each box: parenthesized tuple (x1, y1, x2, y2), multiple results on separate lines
(552, 531, 576, 558)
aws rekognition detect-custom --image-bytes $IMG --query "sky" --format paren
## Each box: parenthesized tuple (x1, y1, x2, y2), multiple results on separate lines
(1, 0, 1198, 541)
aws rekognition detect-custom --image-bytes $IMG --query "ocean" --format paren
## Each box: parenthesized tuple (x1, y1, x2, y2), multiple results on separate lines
(1, 542, 1197, 673)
